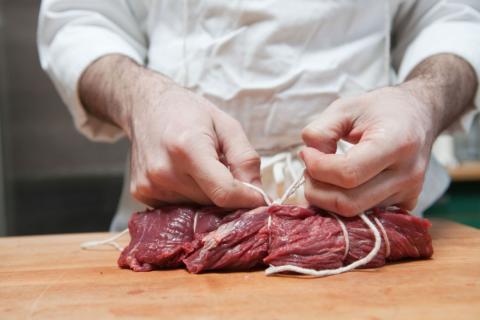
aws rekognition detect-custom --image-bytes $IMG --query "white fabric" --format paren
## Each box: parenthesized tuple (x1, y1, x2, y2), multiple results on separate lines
(37, 0, 480, 231)
(38, 0, 148, 142)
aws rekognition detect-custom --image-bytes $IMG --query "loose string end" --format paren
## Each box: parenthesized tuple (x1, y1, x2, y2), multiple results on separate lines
(80, 228, 129, 252)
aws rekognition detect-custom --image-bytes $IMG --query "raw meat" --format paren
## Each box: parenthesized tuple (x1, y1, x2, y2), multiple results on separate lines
(118, 205, 433, 274)
(117, 206, 229, 271)
(183, 207, 270, 273)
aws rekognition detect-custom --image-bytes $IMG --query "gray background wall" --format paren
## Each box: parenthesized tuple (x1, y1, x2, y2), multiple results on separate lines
(0, 0, 7, 235)
(1, 1, 128, 235)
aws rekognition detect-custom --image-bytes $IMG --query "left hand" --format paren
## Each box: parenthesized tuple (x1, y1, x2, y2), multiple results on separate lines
(300, 83, 437, 216)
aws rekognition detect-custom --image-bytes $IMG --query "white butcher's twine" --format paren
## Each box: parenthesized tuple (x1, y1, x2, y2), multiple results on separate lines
(80, 212, 204, 253)
(80, 152, 390, 278)
(373, 216, 390, 258)
(80, 152, 299, 251)
(241, 172, 385, 277)
(81, 211, 203, 252)
(326, 211, 350, 260)
(80, 228, 129, 252)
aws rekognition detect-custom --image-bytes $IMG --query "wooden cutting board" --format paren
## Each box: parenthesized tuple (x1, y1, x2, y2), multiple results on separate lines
(1, 219, 479, 320)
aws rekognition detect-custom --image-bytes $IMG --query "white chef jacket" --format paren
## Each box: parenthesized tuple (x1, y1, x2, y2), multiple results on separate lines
(37, 0, 480, 231)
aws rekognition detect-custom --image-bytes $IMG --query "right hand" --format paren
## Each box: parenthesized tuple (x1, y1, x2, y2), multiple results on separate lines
(123, 73, 264, 208)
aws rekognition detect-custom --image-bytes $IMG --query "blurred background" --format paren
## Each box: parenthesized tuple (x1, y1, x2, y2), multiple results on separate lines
(0, 2, 478, 236)
(0, 1, 128, 236)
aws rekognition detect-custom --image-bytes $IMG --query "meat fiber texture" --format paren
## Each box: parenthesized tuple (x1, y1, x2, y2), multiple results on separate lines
(118, 205, 433, 273)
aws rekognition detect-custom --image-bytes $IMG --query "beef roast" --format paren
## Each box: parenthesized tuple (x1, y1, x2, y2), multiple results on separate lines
(183, 207, 270, 273)
(118, 206, 228, 271)
(264, 205, 347, 270)
(118, 205, 433, 274)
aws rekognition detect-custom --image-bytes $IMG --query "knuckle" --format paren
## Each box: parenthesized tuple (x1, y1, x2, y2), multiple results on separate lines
(413, 163, 426, 180)
(303, 178, 320, 205)
(410, 173, 424, 189)
(408, 164, 426, 189)
(409, 182, 423, 199)
(339, 162, 360, 188)
(131, 179, 178, 203)
(166, 133, 193, 158)
(301, 127, 318, 144)
(210, 185, 232, 207)
(130, 181, 150, 200)
(405, 198, 418, 211)
(304, 187, 317, 205)
(331, 194, 358, 217)
(135, 183, 152, 197)
(306, 157, 323, 179)
(238, 150, 261, 168)
(146, 165, 170, 183)
(156, 189, 180, 201)
(398, 132, 421, 155)
(228, 117, 243, 130)
(129, 182, 138, 197)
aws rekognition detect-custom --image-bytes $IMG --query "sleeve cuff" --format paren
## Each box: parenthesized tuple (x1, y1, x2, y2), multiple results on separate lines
(397, 21, 480, 133)
(43, 26, 145, 142)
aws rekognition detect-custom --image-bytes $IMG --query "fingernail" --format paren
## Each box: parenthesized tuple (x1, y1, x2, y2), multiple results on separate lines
(298, 150, 305, 160)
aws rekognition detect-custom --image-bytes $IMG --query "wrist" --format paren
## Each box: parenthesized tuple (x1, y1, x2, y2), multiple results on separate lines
(121, 65, 180, 139)
(108, 57, 141, 136)
(397, 77, 443, 143)
(79, 54, 173, 139)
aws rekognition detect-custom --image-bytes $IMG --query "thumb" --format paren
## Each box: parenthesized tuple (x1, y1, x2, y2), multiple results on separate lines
(301, 100, 354, 154)
(213, 112, 261, 186)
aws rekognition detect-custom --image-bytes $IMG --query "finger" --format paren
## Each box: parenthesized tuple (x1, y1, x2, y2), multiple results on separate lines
(304, 169, 402, 217)
(132, 193, 167, 209)
(151, 174, 212, 205)
(300, 138, 397, 189)
(301, 101, 354, 153)
(170, 178, 212, 205)
(133, 175, 190, 202)
(377, 192, 419, 211)
(399, 198, 418, 211)
(129, 148, 162, 207)
(183, 143, 266, 208)
(146, 162, 212, 205)
(130, 156, 190, 205)
(191, 158, 266, 208)
(132, 146, 211, 205)
(213, 112, 261, 185)
(131, 181, 189, 208)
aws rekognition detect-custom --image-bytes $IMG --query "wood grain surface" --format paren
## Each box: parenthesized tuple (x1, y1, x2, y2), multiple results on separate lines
(448, 161, 480, 181)
(1, 219, 479, 319)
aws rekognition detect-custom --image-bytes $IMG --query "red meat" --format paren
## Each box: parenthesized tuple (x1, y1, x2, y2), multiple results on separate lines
(118, 205, 433, 274)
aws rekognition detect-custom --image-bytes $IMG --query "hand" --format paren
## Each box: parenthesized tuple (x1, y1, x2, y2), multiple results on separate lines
(123, 75, 264, 208)
(300, 83, 436, 216)
(80, 55, 264, 208)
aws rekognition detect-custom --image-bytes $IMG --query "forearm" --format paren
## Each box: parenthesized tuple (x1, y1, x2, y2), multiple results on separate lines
(401, 53, 478, 138)
(78, 54, 173, 137)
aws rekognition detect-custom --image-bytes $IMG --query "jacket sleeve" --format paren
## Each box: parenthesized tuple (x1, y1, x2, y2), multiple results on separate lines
(37, 0, 147, 142)
(392, 0, 480, 133)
